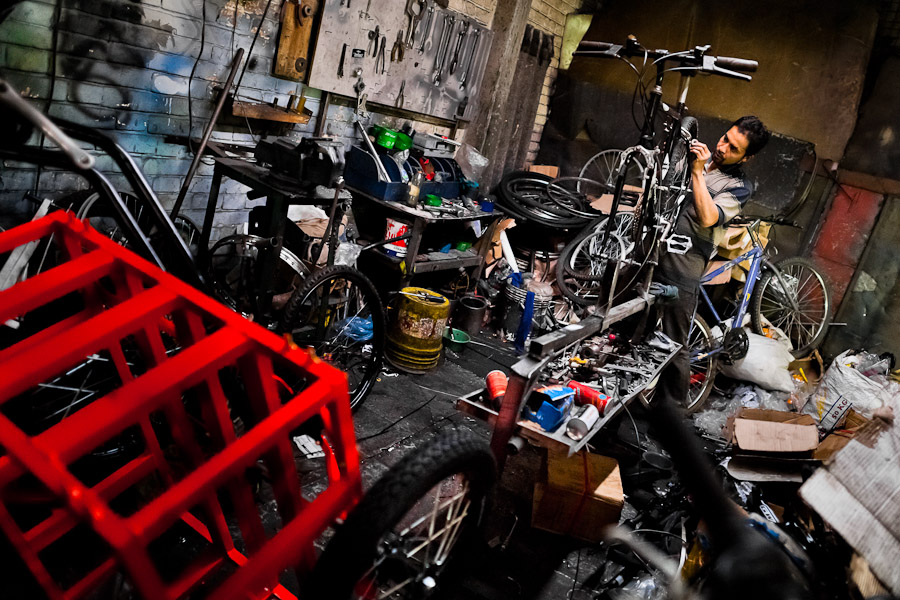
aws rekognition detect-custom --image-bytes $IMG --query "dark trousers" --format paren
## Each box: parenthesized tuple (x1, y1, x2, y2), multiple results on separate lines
(656, 284, 699, 406)
(654, 248, 706, 406)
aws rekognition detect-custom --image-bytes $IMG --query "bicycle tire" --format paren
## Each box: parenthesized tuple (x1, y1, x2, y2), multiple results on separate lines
(308, 428, 496, 600)
(660, 116, 698, 221)
(555, 219, 623, 307)
(750, 257, 831, 358)
(279, 265, 385, 410)
(687, 313, 718, 413)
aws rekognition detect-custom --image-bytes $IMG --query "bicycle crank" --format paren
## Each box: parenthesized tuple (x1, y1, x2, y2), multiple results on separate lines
(721, 328, 749, 365)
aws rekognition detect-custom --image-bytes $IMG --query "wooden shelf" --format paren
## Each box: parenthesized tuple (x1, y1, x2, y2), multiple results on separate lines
(233, 101, 312, 124)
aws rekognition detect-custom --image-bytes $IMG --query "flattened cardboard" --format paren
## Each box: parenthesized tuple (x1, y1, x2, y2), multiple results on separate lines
(800, 418, 900, 595)
(724, 408, 819, 453)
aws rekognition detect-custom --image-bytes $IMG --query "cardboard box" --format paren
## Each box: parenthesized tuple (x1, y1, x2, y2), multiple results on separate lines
(532, 451, 624, 542)
(528, 164, 560, 178)
(724, 408, 819, 453)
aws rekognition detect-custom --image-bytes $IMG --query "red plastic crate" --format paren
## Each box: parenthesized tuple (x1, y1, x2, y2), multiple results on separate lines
(0, 212, 362, 600)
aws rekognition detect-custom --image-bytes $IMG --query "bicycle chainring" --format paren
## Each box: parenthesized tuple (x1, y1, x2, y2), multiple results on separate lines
(722, 328, 749, 365)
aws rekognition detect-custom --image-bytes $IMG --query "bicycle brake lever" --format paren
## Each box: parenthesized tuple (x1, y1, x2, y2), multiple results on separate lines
(0, 78, 95, 170)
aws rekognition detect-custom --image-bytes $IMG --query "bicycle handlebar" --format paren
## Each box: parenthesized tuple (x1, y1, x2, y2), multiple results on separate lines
(714, 55, 759, 73)
(573, 36, 757, 81)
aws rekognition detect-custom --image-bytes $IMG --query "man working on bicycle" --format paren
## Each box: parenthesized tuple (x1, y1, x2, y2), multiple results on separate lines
(656, 115, 770, 405)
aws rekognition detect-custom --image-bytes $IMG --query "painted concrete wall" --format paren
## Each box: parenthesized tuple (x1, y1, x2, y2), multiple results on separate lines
(567, 0, 878, 162)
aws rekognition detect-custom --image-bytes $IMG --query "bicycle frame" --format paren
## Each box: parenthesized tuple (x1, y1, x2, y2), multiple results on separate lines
(698, 245, 764, 331)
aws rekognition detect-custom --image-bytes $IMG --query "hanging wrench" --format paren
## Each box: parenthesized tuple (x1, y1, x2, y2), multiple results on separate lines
(405, 0, 425, 49)
(432, 15, 456, 85)
(417, 2, 435, 55)
(459, 28, 480, 90)
(448, 21, 469, 75)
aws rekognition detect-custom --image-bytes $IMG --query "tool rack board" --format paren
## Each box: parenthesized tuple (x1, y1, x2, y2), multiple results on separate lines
(308, 0, 492, 121)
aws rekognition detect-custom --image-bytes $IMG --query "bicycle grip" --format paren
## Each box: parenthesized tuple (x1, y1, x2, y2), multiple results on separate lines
(714, 56, 758, 73)
(576, 40, 614, 52)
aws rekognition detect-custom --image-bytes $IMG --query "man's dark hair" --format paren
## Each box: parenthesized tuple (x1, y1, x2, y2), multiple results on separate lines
(731, 115, 770, 158)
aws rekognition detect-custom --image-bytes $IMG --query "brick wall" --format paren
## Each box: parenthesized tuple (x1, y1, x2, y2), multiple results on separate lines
(0, 0, 586, 237)
(524, 0, 587, 166)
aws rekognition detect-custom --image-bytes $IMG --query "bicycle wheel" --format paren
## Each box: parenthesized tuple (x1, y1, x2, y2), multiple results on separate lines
(308, 428, 496, 600)
(280, 265, 385, 410)
(660, 116, 698, 221)
(555, 218, 627, 306)
(750, 257, 831, 357)
(687, 314, 718, 413)
(580, 148, 646, 191)
(207, 234, 309, 319)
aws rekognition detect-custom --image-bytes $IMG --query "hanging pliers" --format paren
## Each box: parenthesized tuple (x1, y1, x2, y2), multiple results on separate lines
(391, 30, 405, 62)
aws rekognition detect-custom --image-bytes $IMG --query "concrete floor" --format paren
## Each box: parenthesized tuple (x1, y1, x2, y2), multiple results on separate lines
(349, 333, 623, 600)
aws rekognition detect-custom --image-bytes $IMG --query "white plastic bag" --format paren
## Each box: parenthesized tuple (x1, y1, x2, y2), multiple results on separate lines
(720, 330, 795, 392)
(804, 349, 899, 419)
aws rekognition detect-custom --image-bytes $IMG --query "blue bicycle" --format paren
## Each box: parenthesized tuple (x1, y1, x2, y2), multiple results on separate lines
(687, 217, 832, 411)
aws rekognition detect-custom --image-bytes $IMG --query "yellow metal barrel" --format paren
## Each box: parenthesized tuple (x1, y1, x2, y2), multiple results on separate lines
(385, 287, 450, 372)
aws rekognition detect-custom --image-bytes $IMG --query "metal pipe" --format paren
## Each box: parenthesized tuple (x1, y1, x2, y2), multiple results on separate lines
(171, 47, 244, 220)
(355, 121, 390, 182)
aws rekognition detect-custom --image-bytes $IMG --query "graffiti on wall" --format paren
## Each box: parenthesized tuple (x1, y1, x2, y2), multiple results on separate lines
(57, 0, 174, 121)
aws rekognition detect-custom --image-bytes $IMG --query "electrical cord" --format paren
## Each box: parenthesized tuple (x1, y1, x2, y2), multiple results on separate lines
(186, 0, 207, 155)
(233, 0, 278, 101)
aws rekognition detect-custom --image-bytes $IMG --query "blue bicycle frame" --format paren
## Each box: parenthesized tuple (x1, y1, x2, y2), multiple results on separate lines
(698, 245, 764, 331)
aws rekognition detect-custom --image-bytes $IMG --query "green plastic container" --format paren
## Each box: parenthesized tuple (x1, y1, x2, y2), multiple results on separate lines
(372, 125, 398, 149)
(424, 194, 442, 206)
(442, 327, 471, 352)
(393, 132, 413, 151)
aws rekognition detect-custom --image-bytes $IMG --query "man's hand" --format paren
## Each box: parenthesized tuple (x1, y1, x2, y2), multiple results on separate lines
(690, 140, 711, 174)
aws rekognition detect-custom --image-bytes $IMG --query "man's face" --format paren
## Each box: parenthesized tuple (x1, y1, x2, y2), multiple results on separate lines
(713, 126, 751, 166)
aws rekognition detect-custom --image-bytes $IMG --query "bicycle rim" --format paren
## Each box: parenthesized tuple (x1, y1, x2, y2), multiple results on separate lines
(282, 266, 384, 409)
(754, 259, 830, 356)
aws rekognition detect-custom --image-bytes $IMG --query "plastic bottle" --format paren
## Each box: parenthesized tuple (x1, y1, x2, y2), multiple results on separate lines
(406, 171, 423, 207)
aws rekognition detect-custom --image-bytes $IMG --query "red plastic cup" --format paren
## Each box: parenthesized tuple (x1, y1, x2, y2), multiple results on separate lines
(567, 380, 610, 415)
(486, 370, 508, 409)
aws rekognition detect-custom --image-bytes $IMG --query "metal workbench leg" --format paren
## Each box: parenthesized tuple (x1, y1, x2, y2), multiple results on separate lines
(401, 217, 426, 287)
(199, 166, 223, 268)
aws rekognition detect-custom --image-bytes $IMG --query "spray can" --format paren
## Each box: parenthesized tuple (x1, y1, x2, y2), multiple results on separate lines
(567, 380, 610, 415)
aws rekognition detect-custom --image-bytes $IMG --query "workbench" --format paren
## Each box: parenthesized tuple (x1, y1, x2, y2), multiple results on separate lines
(200, 157, 345, 319)
(348, 185, 501, 288)
(455, 294, 677, 468)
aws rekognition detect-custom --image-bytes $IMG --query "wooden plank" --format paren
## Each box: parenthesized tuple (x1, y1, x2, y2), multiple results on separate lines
(232, 101, 312, 124)
(273, 0, 321, 81)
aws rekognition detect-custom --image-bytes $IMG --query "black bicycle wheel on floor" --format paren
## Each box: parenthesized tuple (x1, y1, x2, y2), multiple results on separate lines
(279, 265, 385, 410)
(308, 428, 496, 600)
(687, 314, 718, 413)
(750, 257, 831, 358)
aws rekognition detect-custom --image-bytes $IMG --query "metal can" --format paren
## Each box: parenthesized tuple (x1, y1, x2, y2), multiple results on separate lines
(567, 380, 610, 415)
(566, 404, 600, 441)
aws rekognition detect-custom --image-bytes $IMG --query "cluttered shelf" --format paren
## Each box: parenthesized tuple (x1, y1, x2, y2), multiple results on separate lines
(458, 334, 681, 456)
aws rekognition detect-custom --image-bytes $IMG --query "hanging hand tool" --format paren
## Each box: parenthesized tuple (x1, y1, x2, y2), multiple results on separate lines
(363, 0, 372, 18)
(367, 25, 380, 56)
(391, 29, 405, 62)
(448, 21, 469, 75)
(459, 27, 480, 89)
(417, 2, 435, 54)
(338, 43, 347, 78)
(432, 15, 455, 85)
(376, 35, 386, 73)
(405, 0, 425, 49)
(395, 80, 406, 108)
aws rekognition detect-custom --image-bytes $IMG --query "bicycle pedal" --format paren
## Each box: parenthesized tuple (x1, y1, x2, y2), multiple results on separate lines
(665, 234, 692, 255)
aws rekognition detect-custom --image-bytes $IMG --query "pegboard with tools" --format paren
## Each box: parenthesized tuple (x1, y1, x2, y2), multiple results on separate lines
(307, 0, 492, 121)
